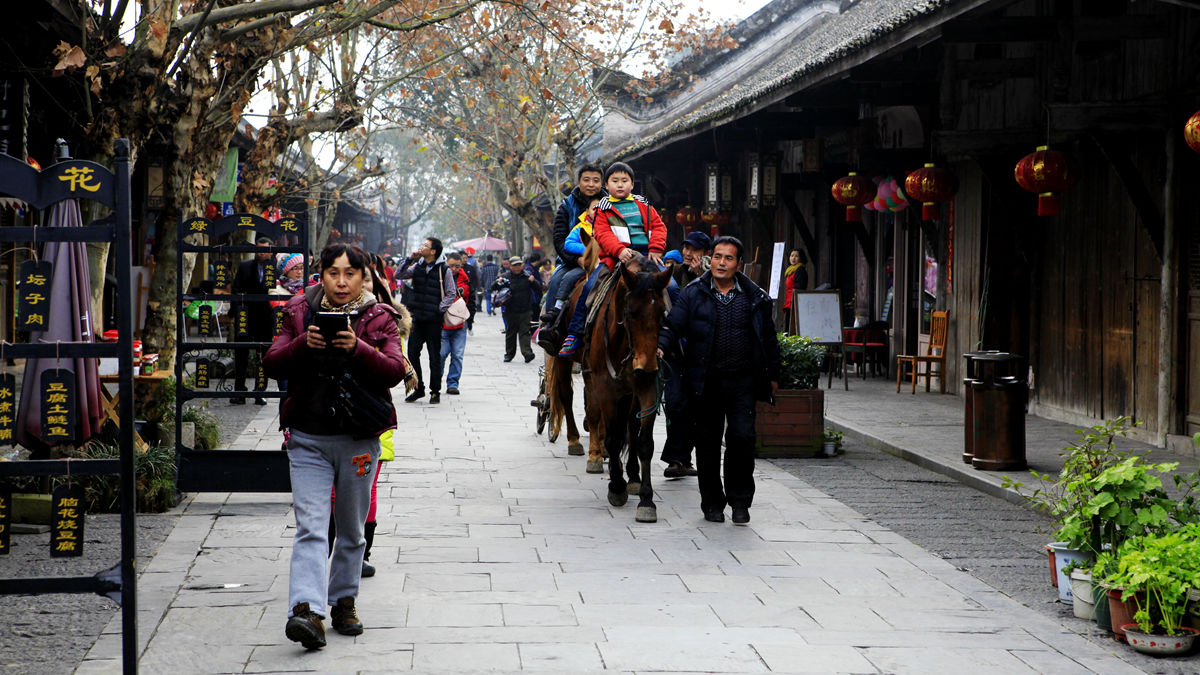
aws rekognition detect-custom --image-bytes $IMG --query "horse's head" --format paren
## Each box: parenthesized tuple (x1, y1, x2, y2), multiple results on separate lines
(619, 260, 674, 374)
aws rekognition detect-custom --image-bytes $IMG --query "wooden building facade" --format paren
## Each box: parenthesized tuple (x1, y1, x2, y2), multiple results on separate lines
(602, 0, 1200, 445)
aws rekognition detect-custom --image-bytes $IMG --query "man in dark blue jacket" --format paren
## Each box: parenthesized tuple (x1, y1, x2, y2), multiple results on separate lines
(658, 236, 780, 525)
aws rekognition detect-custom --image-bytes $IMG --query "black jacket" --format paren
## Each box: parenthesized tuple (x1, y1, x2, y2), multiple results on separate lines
(552, 187, 605, 267)
(231, 257, 274, 339)
(396, 257, 455, 322)
(492, 269, 542, 314)
(462, 262, 480, 311)
(659, 271, 781, 402)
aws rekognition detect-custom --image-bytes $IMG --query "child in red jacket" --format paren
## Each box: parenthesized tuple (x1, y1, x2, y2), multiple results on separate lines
(558, 162, 666, 357)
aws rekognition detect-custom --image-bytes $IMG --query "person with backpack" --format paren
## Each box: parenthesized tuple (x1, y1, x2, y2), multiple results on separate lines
(395, 237, 456, 404)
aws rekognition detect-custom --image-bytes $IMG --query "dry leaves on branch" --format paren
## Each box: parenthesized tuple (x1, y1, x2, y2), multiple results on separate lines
(53, 42, 86, 74)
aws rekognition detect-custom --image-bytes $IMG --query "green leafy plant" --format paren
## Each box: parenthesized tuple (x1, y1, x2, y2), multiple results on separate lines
(1098, 524, 1200, 636)
(777, 333, 825, 390)
(823, 429, 844, 446)
(63, 441, 179, 513)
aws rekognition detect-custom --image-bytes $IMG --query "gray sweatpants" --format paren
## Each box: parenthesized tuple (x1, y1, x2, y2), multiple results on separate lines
(287, 429, 381, 616)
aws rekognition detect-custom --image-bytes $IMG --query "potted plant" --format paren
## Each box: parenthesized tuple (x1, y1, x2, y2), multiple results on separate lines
(821, 429, 844, 456)
(1096, 525, 1200, 655)
(756, 333, 825, 457)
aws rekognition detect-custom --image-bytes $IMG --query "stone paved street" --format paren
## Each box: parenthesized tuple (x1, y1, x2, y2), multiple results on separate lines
(75, 312, 1149, 673)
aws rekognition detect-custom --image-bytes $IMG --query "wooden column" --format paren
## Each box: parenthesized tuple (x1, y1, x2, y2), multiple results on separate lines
(1157, 125, 1177, 446)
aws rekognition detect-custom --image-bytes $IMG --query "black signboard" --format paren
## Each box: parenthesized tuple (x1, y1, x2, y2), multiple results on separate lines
(40, 369, 75, 443)
(0, 373, 14, 446)
(17, 259, 53, 331)
(0, 491, 10, 555)
(197, 303, 213, 337)
(274, 306, 285, 336)
(194, 358, 210, 389)
(263, 261, 276, 288)
(50, 483, 85, 557)
(235, 306, 248, 339)
(256, 362, 267, 392)
(213, 260, 230, 288)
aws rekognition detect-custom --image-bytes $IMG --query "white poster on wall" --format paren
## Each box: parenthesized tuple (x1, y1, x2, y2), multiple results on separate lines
(767, 241, 786, 299)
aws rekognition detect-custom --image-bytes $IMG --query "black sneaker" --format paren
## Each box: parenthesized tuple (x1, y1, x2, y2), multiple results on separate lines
(254, 398, 268, 405)
(664, 462, 685, 478)
(539, 307, 561, 324)
(524, 353, 536, 363)
(446, 387, 459, 395)
(704, 510, 725, 523)
(329, 597, 363, 636)
(404, 387, 425, 403)
(503, 355, 514, 362)
(731, 507, 750, 524)
(429, 393, 441, 404)
(361, 560, 376, 578)
(285, 602, 327, 649)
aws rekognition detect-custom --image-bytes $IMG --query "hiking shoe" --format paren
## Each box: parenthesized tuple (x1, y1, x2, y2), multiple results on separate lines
(446, 387, 460, 395)
(429, 393, 441, 404)
(404, 386, 425, 403)
(330, 597, 363, 636)
(731, 507, 750, 525)
(361, 560, 376, 578)
(557, 335, 580, 357)
(285, 602, 326, 649)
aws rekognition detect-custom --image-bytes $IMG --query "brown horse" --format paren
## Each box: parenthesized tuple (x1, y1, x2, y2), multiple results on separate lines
(581, 256, 673, 523)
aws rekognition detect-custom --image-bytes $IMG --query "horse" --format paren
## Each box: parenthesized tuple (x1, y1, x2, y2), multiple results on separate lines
(581, 255, 673, 523)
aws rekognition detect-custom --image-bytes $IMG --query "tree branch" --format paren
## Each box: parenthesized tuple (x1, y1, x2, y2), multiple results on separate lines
(173, 0, 340, 34)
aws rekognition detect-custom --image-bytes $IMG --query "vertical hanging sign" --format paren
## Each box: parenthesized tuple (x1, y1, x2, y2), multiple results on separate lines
(194, 358, 210, 389)
(274, 306, 285, 336)
(0, 490, 10, 555)
(50, 482, 85, 557)
(0, 373, 15, 446)
(17, 260, 53, 331)
(40, 369, 76, 443)
(235, 306, 249, 339)
(256, 362, 268, 392)
(197, 303, 213, 336)
(263, 260, 276, 288)
(213, 260, 230, 288)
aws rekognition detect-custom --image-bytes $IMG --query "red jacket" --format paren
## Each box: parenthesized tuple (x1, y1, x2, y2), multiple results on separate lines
(592, 196, 667, 270)
(263, 285, 406, 438)
(443, 268, 471, 330)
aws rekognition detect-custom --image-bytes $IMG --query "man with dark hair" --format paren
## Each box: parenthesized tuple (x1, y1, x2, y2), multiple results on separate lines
(230, 236, 276, 405)
(396, 237, 456, 404)
(491, 256, 541, 362)
(543, 164, 605, 324)
(659, 236, 780, 525)
(480, 254, 500, 315)
(661, 230, 713, 478)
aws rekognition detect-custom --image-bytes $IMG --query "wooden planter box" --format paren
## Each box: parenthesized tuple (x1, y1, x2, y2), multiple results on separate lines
(755, 388, 824, 457)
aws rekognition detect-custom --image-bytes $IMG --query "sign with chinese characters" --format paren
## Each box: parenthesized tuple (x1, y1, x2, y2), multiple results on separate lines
(0, 491, 10, 555)
(256, 363, 267, 392)
(194, 358, 210, 389)
(17, 260, 53, 331)
(0, 373, 14, 446)
(197, 303, 213, 336)
(213, 260, 230, 288)
(235, 306, 249, 339)
(57, 165, 102, 194)
(50, 483, 85, 557)
(263, 260, 276, 288)
(274, 306, 285, 336)
(40, 369, 75, 443)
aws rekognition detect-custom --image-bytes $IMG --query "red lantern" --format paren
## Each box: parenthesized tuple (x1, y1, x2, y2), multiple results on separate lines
(675, 205, 700, 230)
(1186, 111, 1200, 154)
(904, 164, 957, 221)
(1014, 146, 1077, 216)
(830, 172, 875, 222)
(204, 202, 220, 220)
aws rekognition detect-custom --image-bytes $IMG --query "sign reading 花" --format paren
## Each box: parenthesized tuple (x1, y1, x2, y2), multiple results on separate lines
(195, 358, 210, 389)
(198, 303, 213, 336)
(17, 260, 53, 331)
(213, 260, 230, 288)
(0, 491, 10, 555)
(0, 373, 15, 446)
(40, 369, 76, 442)
(50, 483, 85, 557)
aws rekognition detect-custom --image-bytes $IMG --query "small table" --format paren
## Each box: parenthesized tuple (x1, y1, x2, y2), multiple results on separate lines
(99, 370, 172, 452)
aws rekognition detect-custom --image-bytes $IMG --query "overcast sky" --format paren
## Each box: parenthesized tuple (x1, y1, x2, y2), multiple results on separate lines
(694, 0, 774, 22)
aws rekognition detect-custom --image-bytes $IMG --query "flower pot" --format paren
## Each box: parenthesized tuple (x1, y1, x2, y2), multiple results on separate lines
(1069, 570, 1095, 620)
(1092, 583, 1112, 631)
(1047, 542, 1090, 603)
(822, 441, 837, 456)
(1108, 589, 1142, 640)
(1045, 542, 1061, 588)
(755, 389, 823, 457)
(1121, 625, 1199, 657)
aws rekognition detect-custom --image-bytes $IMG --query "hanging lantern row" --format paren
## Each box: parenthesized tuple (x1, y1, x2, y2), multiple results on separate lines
(830, 172, 874, 222)
(1185, 110, 1200, 155)
(1014, 145, 1078, 217)
(904, 164, 957, 221)
(675, 205, 700, 229)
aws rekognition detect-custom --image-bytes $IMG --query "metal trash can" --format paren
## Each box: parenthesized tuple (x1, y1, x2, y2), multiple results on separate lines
(961, 351, 1001, 464)
(970, 353, 1027, 471)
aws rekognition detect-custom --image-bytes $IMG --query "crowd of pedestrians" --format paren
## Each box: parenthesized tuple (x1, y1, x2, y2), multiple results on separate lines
(218, 158, 789, 652)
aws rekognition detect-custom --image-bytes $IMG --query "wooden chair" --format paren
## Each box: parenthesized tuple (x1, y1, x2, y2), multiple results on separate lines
(841, 328, 868, 379)
(896, 311, 949, 394)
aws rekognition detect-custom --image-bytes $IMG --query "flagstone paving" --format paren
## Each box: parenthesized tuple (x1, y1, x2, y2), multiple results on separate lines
(77, 313, 1148, 673)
